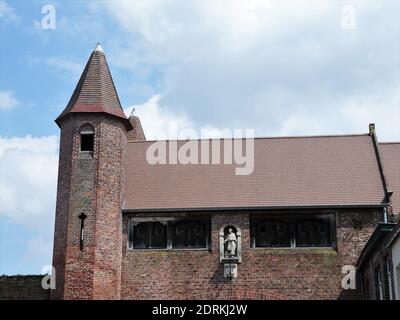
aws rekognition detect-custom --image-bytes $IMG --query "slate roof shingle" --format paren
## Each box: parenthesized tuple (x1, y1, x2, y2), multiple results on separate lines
(124, 134, 387, 210)
(56, 44, 129, 126)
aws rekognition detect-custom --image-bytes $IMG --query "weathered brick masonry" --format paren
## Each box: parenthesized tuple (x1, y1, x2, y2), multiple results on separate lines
(52, 114, 127, 300)
(0, 276, 49, 300)
(51, 44, 131, 300)
(121, 209, 382, 299)
(49, 44, 397, 300)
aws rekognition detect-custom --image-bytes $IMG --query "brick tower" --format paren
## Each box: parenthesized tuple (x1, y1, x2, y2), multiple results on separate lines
(51, 44, 132, 299)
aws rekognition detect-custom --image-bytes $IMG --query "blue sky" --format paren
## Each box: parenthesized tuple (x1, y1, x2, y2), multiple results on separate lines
(0, 0, 400, 275)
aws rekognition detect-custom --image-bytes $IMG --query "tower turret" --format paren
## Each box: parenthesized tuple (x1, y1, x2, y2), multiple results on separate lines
(52, 44, 131, 299)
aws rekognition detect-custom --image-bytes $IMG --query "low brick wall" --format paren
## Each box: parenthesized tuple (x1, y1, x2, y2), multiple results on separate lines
(0, 275, 49, 300)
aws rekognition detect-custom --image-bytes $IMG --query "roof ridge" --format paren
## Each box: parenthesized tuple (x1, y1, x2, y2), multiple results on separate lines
(127, 133, 370, 143)
(379, 142, 400, 145)
(98, 48, 125, 115)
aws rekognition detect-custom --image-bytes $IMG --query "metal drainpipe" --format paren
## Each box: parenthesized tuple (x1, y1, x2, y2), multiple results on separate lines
(383, 206, 388, 223)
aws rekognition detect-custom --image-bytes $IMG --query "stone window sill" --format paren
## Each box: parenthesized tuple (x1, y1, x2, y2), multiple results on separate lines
(78, 151, 94, 159)
(127, 248, 210, 252)
(250, 247, 337, 254)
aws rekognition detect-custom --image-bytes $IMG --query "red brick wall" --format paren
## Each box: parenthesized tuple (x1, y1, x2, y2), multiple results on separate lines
(51, 113, 384, 300)
(121, 209, 382, 299)
(51, 114, 127, 300)
(0, 276, 49, 300)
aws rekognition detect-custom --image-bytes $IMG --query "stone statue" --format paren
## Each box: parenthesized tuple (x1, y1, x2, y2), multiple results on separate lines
(224, 228, 237, 258)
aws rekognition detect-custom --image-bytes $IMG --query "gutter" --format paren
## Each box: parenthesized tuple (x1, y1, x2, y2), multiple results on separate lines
(385, 222, 400, 249)
(122, 203, 386, 214)
(369, 123, 392, 221)
(356, 222, 396, 269)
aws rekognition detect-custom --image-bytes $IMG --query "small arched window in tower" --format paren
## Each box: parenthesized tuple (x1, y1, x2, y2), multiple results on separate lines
(80, 125, 94, 152)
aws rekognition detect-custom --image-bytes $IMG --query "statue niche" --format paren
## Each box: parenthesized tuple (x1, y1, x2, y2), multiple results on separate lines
(219, 225, 241, 263)
(224, 227, 237, 258)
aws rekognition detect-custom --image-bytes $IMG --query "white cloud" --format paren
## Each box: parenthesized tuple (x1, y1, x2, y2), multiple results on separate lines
(46, 57, 82, 74)
(46, 57, 83, 82)
(125, 95, 193, 140)
(0, 91, 18, 110)
(0, 0, 17, 22)
(125, 95, 235, 139)
(339, 87, 400, 141)
(103, 0, 400, 141)
(25, 235, 53, 268)
(0, 135, 58, 231)
(0, 135, 58, 273)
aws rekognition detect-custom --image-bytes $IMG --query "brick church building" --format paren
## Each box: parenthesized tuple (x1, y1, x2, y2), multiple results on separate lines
(51, 44, 400, 300)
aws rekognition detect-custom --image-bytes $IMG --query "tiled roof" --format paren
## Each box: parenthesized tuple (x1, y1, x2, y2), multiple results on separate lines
(124, 134, 387, 210)
(380, 143, 400, 215)
(56, 44, 129, 126)
(127, 116, 146, 141)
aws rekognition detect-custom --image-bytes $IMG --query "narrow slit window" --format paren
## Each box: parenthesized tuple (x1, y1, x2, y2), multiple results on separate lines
(81, 131, 94, 152)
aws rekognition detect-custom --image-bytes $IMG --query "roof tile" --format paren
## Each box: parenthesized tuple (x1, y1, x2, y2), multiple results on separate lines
(56, 45, 128, 125)
(124, 134, 386, 210)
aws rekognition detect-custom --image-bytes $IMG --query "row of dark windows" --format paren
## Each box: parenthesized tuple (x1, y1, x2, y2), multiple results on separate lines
(251, 217, 333, 248)
(128, 215, 335, 250)
(129, 220, 209, 249)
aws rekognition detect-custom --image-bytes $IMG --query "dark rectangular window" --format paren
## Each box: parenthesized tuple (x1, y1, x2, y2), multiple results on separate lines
(81, 133, 94, 151)
(130, 219, 209, 250)
(132, 222, 167, 249)
(387, 255, 396, 300)
(172, 221, 207, 248)
(382, 258, 391, 300)
(254, 220, 290, 247)
(251, 215, 334, 248)
(295, 219, 331, 247)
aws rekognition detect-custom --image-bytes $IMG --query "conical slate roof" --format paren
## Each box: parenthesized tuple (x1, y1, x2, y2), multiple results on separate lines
(127, 115, 146, 141)
(55, 44, 131, 128)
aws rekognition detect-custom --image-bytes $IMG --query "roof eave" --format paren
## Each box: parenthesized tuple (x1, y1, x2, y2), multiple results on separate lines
(385, 222, 400, 248)
(55, 111, 133, 131)
(122, 203, 387, 214)
(356, 223, 397, 268)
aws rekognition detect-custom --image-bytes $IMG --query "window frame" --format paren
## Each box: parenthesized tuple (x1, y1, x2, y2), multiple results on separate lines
(131, 221, 168, 249)
(128, 217, 211, 251)
(250, 213, 336, 249)
(80, 131, 95, 152)
(374, 265, 383, 300)
(171, 220, 208, 249)
(396, 263, 400, 300)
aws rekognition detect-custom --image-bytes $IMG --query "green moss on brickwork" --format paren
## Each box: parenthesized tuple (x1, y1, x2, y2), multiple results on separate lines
(250, 248, 337, 255)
